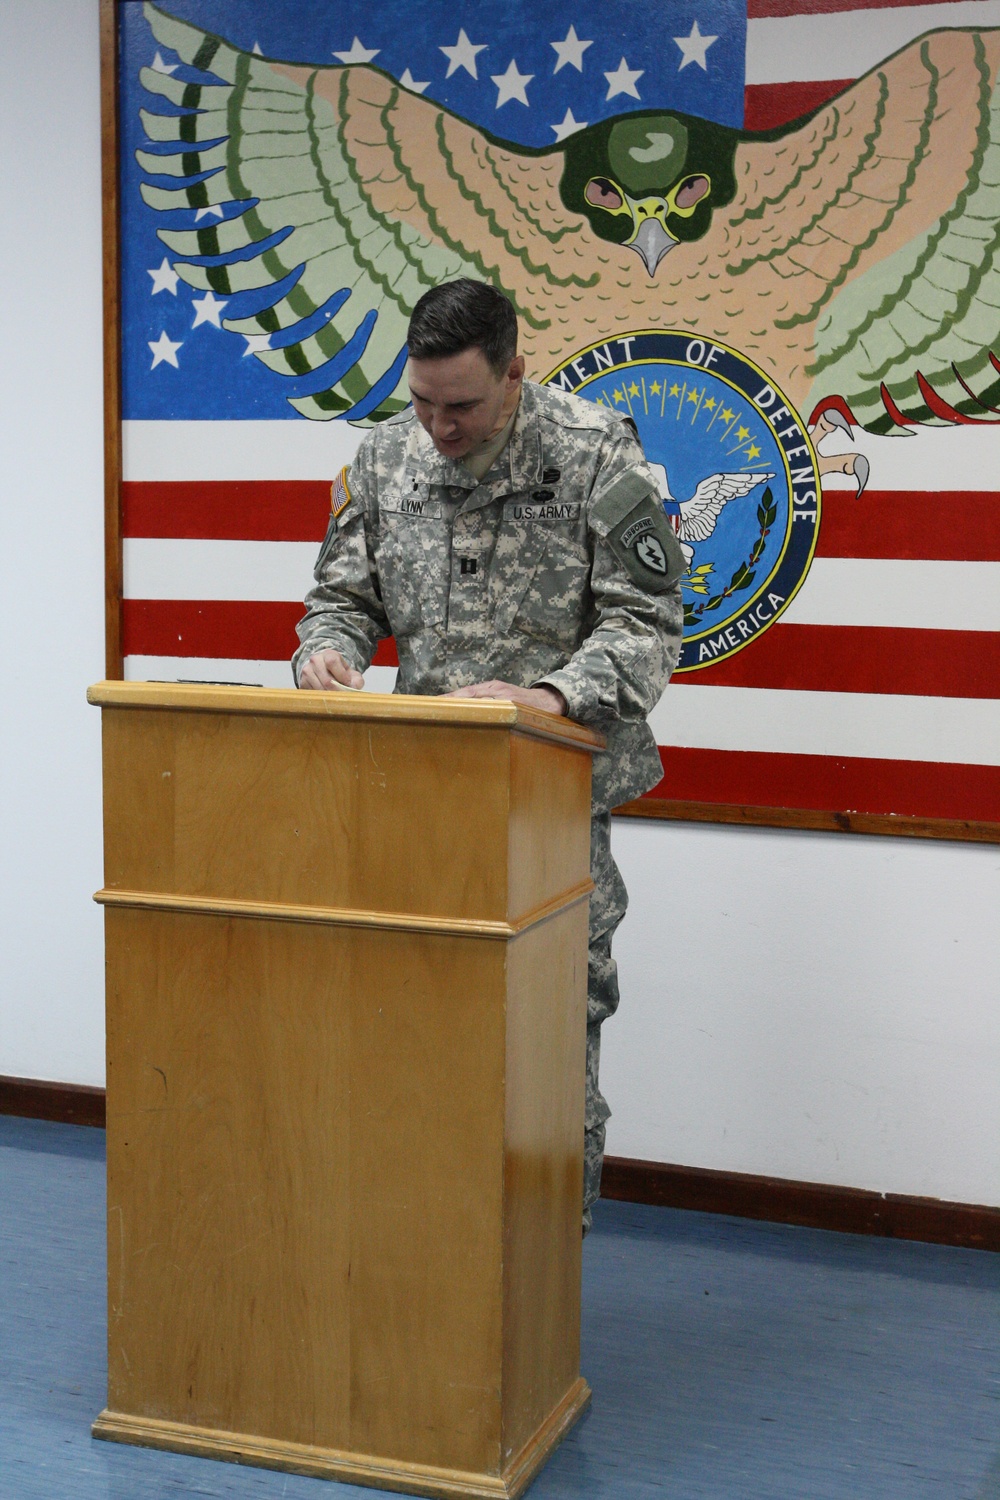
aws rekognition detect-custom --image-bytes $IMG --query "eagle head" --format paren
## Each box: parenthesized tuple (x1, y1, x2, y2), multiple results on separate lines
(560, 111, 738, 276)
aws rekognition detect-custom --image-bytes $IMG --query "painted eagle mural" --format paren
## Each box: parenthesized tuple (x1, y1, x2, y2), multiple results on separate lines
(141, 2, 1000, 435)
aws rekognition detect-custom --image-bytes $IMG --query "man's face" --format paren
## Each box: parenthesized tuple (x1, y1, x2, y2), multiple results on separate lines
(408, 346, 524, 460)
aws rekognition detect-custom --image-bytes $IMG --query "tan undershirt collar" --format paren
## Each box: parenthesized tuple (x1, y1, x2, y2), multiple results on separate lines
(460, 405, 518, 483)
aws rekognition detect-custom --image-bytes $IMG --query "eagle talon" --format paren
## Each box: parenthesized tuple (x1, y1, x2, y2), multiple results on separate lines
(811, 407, 853, 440)
(853, 454, 870, 497)
(810, 401, 871, 496)
(816, 450, 870, 496)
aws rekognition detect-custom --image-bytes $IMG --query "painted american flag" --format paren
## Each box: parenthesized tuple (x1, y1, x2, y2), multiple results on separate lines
(119, 0, 1000, 832)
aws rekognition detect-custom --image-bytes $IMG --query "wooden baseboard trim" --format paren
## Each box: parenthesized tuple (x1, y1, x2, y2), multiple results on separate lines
(601, 1155, 1000, 1252)
(613, 797, 1000, 844)
(4, 1080, 996, 1251)
(0, 1074, 106, 1128)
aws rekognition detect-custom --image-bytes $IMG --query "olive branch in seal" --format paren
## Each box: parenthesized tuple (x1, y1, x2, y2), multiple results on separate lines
(682, 487, 778, 628)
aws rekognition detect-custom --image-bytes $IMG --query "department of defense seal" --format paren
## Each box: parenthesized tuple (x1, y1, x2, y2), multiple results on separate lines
(544, 331, 821, 671)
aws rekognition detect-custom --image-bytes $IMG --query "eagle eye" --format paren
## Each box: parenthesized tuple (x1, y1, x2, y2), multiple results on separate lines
(674, 175, 710, 211)
(585, 177, 625, 212)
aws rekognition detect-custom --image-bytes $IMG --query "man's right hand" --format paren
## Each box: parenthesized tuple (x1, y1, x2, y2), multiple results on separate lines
(299, 650, 365, 691)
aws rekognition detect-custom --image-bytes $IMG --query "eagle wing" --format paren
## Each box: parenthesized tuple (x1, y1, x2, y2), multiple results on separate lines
(677, 472, 773, 542)
(707, 28, 1000, 426)
(139, 2, 598, 421)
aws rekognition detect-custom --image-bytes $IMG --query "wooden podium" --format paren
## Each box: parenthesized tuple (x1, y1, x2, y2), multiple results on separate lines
(88, 681, 602, 1498)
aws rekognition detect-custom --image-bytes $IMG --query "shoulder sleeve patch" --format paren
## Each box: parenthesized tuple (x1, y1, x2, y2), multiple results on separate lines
(330, 466, 352, 519)
(604, 496, 686, 594)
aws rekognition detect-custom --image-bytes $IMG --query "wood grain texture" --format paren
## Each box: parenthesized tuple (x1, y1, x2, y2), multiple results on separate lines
(93, 884, 593, 938)
(104, 910, 511, 1471)
(87, 682, 604, 752)
(614, 797, 1000, 845)
(97, 693, 594, 925)
(100, 706, 511, 920)
(502, 910, 588, 1469)
(91, 1379, 591, 1500)
(91, 1409, 516, 1498)
(507, 733, 592, 928)
(6, 1069, 998, 1253)
(100, 0, 122, 680)
(95, 689, 595, 1493)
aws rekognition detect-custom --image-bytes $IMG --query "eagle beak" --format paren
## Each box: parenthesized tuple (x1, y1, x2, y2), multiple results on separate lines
(625, 196, 677, 277)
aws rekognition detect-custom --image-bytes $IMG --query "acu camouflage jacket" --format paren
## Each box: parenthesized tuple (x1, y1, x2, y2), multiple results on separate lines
(293, 380, 684, 812)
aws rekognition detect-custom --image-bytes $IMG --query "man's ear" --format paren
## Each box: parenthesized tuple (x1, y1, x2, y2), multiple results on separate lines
(508, 355, 526, 385)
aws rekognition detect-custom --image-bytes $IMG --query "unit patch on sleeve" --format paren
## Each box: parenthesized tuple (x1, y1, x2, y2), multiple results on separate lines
(606, 496, 685, 593)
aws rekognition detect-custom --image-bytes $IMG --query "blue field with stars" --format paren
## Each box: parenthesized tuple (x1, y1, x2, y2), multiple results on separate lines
(120, 0, 746, 420)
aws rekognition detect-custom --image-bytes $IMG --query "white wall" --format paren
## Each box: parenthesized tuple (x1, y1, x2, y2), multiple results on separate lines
(2, 0, 998, 1206)
(0, 0, 107, 1085)
(605, 820, 1000, 1205)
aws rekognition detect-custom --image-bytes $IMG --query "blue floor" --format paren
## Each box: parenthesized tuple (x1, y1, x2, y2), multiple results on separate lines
(2, 1116, 999, 1500)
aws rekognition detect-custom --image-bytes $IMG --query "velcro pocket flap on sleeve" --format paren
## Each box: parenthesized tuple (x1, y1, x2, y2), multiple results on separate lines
(589, 468, 661, 535)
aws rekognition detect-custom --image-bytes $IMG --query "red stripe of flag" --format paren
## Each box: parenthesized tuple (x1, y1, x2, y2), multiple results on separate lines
(817, 492, 1000, 560)
(123, 481, 332, 541)
(122, 483, 1000, 560)
(122, 599, 399, 665)
(124, 604, 996, 700)
(644, 746, 1000, 823)
(744, 80, 852, 130)
(677, 624, 1000, 699)
(747, 0, 970, 15)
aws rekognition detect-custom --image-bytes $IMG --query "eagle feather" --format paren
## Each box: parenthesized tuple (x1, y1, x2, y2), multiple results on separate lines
(139, 1, 1000, 429)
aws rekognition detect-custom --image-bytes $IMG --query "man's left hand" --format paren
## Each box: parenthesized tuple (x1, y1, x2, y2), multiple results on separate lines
(445, 680, 567, 716)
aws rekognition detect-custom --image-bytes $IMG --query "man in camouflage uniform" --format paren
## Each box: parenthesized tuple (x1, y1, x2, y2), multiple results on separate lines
(294, 280, 683, 1232)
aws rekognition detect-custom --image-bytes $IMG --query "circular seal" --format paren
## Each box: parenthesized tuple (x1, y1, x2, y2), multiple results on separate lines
(543, 331, 821, 672)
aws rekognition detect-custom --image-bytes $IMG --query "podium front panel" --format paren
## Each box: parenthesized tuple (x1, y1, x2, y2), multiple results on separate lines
(90, 685, 599, 1498)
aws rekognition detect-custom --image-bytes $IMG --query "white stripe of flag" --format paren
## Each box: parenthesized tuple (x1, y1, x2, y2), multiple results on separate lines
(746, 0, 1000, 83)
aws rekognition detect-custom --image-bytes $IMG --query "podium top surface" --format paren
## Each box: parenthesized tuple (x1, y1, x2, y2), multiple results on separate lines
(88, 681, 604, 753)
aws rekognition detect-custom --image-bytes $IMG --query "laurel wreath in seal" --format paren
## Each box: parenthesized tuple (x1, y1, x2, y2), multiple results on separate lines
(682, 487, 777, 628)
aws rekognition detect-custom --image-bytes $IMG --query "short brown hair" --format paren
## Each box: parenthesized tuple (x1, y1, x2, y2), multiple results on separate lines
(407, 279, 517, 375)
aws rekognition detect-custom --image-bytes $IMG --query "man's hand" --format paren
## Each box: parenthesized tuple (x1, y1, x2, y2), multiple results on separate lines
(445, 680, 567, 716)
(299, 650, 365, 691)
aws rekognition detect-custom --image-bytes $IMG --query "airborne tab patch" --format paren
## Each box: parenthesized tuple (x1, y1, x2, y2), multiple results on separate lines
(330, 466, 352, 519)
(606, 498, 685, 593)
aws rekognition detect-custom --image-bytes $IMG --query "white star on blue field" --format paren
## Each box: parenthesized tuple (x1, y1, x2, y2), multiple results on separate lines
(120, 0, 746, 418)
(126, 0, 745, 144)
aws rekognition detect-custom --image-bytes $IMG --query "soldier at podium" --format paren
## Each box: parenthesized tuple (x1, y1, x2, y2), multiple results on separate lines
(294, 279, 684, 1232)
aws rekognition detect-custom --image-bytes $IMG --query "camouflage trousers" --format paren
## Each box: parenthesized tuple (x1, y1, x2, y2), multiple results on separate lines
(582, 811, 628, 1235)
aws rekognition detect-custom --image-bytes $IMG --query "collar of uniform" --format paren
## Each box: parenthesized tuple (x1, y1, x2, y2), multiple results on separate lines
(505, 382, 544, 492)
(457, 384, 544, 512)
(404, 419, 478, 491)
(401, 383, 544, 507)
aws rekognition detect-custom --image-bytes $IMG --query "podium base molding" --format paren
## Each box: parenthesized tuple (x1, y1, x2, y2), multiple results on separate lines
(91, 1378, 591, 1499)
